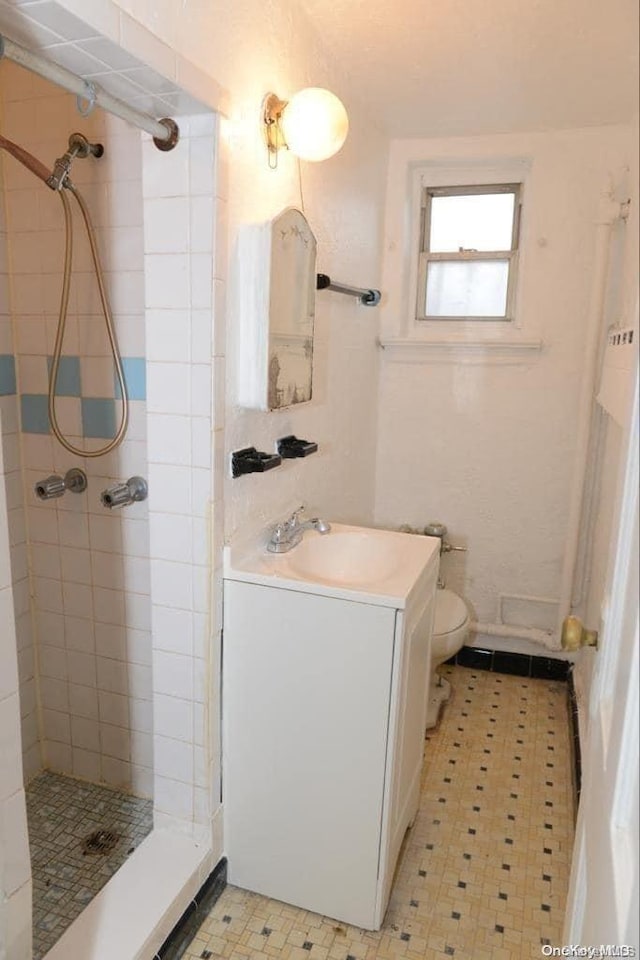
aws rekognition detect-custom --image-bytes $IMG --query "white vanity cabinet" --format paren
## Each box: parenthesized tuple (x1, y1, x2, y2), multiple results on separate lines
(222, 541, 438, 930)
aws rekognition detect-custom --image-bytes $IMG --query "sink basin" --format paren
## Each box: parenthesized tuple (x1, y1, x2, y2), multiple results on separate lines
(224, 523, 441, 609)
(285, 531, 400, 586)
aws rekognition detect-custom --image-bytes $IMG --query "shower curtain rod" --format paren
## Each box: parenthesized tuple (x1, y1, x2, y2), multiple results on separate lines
(0, 33, 178, 150)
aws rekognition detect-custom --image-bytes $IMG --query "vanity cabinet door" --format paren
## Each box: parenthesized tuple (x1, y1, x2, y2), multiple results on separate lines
(376, 570, 436, 920)
(223, 580, 397, 929)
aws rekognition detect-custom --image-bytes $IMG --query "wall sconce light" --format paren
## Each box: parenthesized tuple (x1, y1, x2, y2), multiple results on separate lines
(262, 87, 349, 167)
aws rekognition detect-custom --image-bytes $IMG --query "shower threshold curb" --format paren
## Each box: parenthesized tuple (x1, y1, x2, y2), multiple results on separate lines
(43, 828, 215, 960)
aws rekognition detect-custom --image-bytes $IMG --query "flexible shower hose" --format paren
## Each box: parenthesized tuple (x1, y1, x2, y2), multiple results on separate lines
(49, 184, 129, 457)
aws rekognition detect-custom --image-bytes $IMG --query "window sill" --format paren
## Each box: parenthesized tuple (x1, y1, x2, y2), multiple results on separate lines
(377, 337, 544, 364)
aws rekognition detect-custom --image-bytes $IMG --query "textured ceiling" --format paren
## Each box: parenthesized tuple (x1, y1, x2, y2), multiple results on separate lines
(298, 0, 639, 137)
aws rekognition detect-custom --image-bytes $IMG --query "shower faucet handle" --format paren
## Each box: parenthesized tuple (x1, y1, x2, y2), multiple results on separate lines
(34, 467, 87, 501)
(101, 476, 148, 509)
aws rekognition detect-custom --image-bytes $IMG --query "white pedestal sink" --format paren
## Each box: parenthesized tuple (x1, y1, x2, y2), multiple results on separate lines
(222, 523, 440, 930)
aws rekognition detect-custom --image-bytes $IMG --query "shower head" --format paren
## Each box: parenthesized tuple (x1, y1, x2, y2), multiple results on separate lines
(47, 132, 104, 191)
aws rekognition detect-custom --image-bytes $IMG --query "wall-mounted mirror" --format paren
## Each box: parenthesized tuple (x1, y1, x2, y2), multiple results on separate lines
(235, 207, 317, 411)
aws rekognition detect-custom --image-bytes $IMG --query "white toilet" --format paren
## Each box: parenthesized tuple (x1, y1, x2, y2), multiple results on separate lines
(426, 588, 470, 729)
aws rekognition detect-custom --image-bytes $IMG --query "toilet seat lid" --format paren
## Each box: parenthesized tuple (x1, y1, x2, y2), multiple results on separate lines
(434, 589, 468, 635)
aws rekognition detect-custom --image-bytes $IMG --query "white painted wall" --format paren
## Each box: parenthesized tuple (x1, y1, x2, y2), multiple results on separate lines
(374, 126, 634, 644)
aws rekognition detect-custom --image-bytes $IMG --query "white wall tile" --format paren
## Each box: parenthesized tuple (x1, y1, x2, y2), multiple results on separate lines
(39, 677, 68, 713)
(154, 735, 193, 783)
(36, 611, 65, 649)
(95, 622, 126, 661)
(146, 361, 191, 414)
(62, 582, 93, 620)
(145, 254, 190, 309)
(100, 722, 130, 761)
(146, 465, 192, 514)
(44, 740, 72, 772)
(144, 198, 189, 253)
(41, 709, 70, 744)
(70, 716, 101, 752)
(98, 690, 129, 728)
(101, 755, 130, 789)
(153, 606, 193, 657)
(153, 693, 193, 742)
(39, 645, 67, 681)
(146, 309, 190, 362)
(96, 656, 127, 694)
(128, 662, 151, 700)
(1, 791, 31, 896)
(142, 137, 189, 199)
(67, 651, 97, 688)
(154, 775, 192, 819)
(150, 559, 192, 609)
(130, 729, 153, 768)
(72, 747, 101, 782)
(149, 513, 191, 563)
(0, 695, 23, 800)
(93, 586, 125, 625)
(153, 650, 192, 700)
(68, 683, 98, 721)
(147, 413, 191, 465)
(125, 627, 151, 666)
(129, 697, 152, 734)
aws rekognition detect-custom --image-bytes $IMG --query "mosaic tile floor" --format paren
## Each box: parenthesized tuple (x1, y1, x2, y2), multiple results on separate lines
(26, 771, 153, 959)
(184, 665, 574, 960)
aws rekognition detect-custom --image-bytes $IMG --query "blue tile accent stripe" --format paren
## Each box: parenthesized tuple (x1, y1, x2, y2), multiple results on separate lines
(17, 357, 144, 437)
(81, 398, 116, 438)
(0, 355, 16, 396)
(21, 394, 50, 433)
(47, 356, 81, 397)
(115, 357, 146, 401)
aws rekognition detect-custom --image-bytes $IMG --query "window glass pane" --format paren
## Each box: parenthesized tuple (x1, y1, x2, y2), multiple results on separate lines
(425, 259, 510, 317)
(429, 192, 515, 252)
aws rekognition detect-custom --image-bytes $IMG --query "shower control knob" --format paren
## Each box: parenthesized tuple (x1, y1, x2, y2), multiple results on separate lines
(34, 467, 87, 501)
(35, 474, 66, 500)
(101, 476, 148, 509)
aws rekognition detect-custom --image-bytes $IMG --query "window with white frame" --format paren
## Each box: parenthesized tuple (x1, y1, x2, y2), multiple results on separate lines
(417, 183, 522, 322)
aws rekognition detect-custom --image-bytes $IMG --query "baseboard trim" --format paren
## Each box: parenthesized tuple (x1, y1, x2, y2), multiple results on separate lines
(155, 857, 227, 960)
(447, 645, 571, 680)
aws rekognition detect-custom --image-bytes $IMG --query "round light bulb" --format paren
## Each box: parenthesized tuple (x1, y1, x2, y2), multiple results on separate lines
(280, 88, 349, 162)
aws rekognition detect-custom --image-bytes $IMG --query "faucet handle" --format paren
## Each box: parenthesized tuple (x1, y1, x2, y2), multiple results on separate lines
(288, 505, 305, 525)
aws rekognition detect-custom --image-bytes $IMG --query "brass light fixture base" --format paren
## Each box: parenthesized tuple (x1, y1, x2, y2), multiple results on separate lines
(262, 92, 288, 165)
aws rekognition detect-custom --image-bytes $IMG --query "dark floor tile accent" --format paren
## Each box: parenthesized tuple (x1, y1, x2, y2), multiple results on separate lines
(531, 657, 570, 681)
(455, 647, 493, 670)
(453, 646, 572, 684)
(492, 651, 531, 677)
(157, 858, 227, 960)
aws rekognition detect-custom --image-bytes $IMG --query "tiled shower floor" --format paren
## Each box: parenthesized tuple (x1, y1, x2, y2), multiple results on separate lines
(184, 665, 574, 960)
(26, 771, 153, 959)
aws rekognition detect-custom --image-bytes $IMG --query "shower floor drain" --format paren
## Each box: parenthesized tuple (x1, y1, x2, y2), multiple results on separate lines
(81, 829, 119, 855)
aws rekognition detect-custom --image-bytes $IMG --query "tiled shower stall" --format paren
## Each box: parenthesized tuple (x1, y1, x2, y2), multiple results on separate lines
(0, 28, 226, 952)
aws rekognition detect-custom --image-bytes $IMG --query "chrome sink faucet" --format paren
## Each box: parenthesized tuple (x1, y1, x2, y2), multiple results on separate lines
(267, 506, 331, 553)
